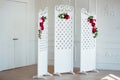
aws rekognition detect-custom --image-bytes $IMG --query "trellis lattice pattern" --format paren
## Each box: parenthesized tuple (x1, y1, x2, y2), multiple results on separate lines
(80, 8, 96, 72)
(81, 13, 96, 50)
(55, 5, 73, 50)
(54, 5, 74, 73)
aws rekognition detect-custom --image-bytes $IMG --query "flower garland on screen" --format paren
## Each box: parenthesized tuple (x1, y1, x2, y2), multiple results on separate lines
(38, 16, 47, 39)
(58, 13, 70, 20)
(87, 16, 98, 38)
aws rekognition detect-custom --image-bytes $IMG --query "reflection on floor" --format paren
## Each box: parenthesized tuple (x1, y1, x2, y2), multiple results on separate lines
(0, 64, 120, 80)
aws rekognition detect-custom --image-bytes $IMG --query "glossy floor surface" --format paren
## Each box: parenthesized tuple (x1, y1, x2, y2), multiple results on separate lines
(0, 65, 120, 80)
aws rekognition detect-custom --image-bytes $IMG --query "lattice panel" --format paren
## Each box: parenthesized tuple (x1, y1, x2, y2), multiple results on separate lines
(80, 8, 96, 72)
(81, 10, 96, 50)
(38, 8, 48, 76)
(55, 5, 74, 50)
(54, 5, 74, 73)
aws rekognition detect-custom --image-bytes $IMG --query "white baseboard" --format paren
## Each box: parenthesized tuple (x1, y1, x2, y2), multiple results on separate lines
(97, 63, 120, 70)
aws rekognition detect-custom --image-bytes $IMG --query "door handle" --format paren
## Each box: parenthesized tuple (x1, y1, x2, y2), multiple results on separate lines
(13, 38, 18, 40)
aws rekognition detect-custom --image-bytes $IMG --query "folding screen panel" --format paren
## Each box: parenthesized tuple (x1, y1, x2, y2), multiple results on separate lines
(33, 8, 52, 79)
(54, 5, 74, 75)
(80, 8, 96, 73)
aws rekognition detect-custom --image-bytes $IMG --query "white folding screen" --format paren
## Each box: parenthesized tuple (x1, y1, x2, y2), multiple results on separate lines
(80, 8, 96, 73)
(33, 8, 52, 79)
(54, 5, 74, 75)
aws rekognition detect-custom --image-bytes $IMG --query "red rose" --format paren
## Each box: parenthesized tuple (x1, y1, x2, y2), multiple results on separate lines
(88, 19, 94, 23)
(40, 22, 44, 30)
(92, 27, 97, 33)
(40, 17, 45, 22)
(91, 23, 96, 27)
(64, 14, 70, 20)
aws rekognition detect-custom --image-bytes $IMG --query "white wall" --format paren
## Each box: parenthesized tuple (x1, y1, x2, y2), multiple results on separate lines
(74, 0, 89, 67)
(96, 0, 120, 70)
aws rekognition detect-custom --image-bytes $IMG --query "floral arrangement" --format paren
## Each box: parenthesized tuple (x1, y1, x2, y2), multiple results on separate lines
(38, 16, 47, 39)
(87, 16, 98, 38)
(58, 13, 70, 20)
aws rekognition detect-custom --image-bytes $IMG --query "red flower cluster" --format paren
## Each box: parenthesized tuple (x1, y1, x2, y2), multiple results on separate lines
(87, 16, 98, 38)
(38, 16, 46, 39)
(64, 13, 70, 20)
(39, 16, 46, 30)
(58, 13, 70, 20)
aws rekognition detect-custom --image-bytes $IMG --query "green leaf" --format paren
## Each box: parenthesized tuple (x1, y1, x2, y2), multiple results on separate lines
(88, 16, 94, 20)
(38, 34, 41, 39)
(93, 32, 98, 38)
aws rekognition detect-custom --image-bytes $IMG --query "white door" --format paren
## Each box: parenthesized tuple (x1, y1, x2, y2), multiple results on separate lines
(0, 0, 34, 71)
(0, 0, 15, 71)
(11, 1, 28, 67)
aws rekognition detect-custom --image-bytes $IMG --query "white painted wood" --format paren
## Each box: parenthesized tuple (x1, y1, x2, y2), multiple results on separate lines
(38, 8, 48, 76)
(0, 0, 35, 71)
(34, 8, 52, 78)
(80, 8, 96, 72)
(54, 5, 74, 74)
